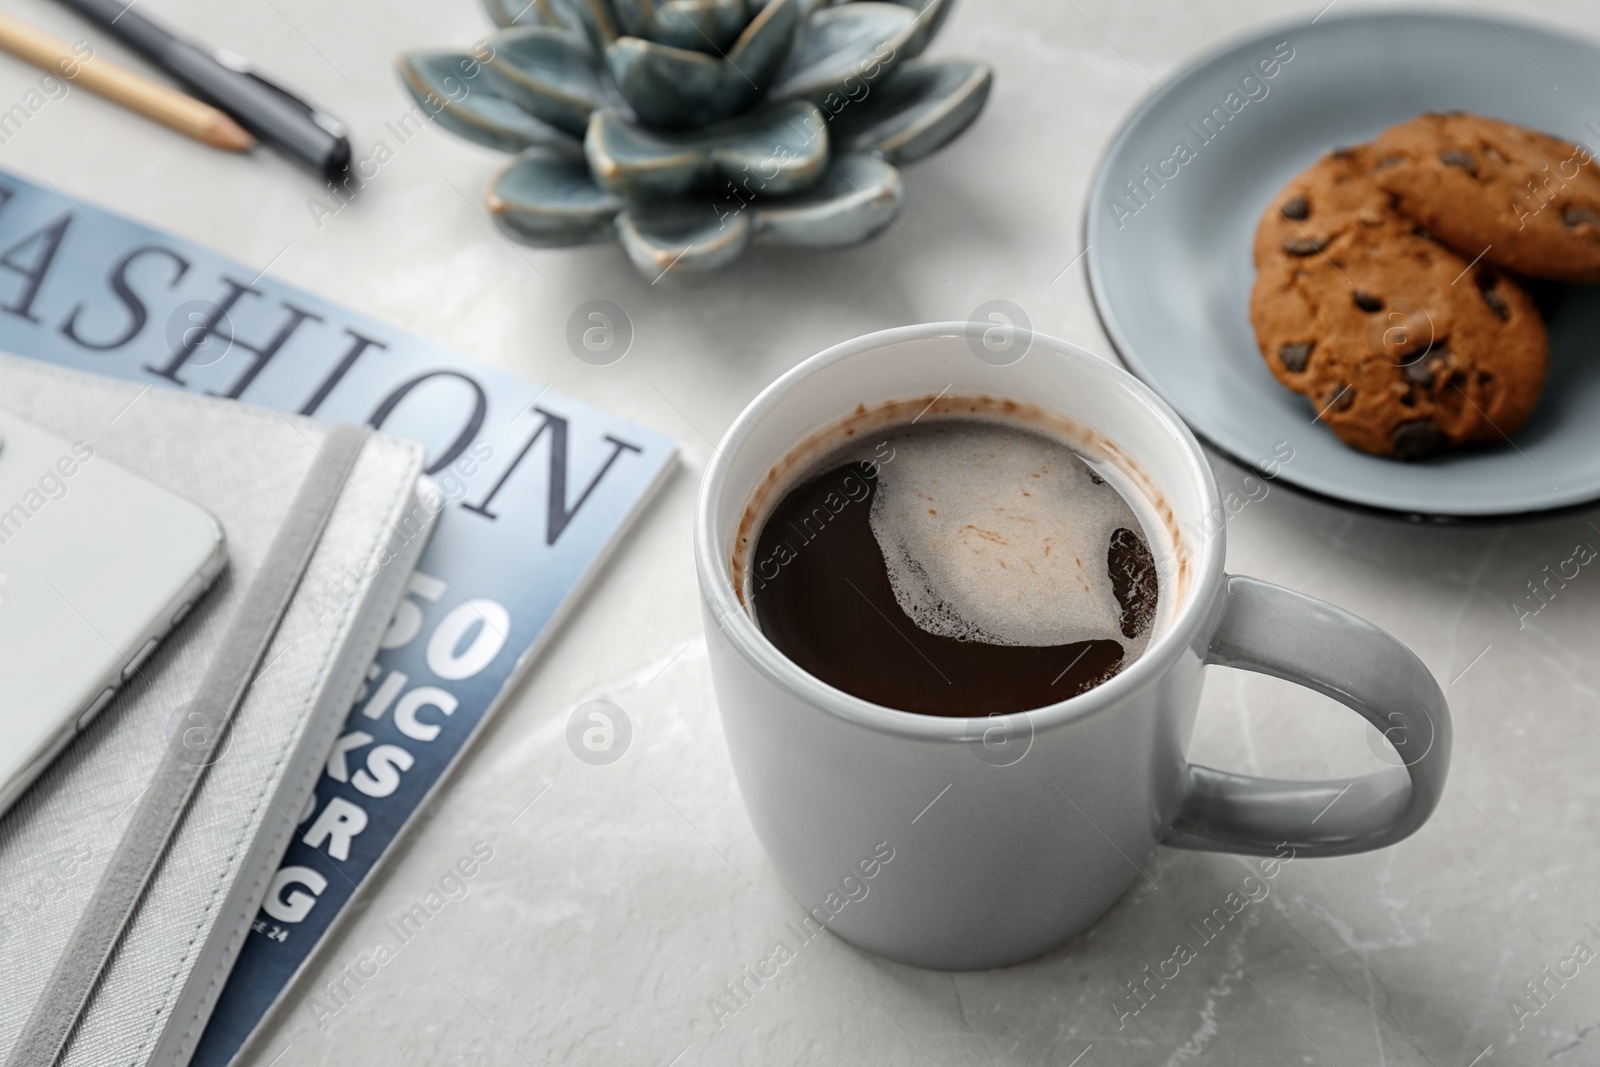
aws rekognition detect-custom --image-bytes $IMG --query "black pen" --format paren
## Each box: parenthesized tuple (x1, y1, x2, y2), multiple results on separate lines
(55, 0, 351, 180)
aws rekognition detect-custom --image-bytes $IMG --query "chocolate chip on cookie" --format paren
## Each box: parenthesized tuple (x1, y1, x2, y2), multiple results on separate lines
(1250, 145, 1549, 459)
(1563, 205, 1600, 228)
(1402, 343, 1448, 386)
(1284, 237, 1330, 256)
(1318, 382, 1355, 415)
(1372, 112, 1600, 282)
(1392, 418, 1446, 460)
(1279, 341, 1315, 372)
(1476, 270, 1511, 321)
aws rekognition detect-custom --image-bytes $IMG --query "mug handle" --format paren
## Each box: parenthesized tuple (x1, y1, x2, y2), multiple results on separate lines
(1163, 575, 1451, 857)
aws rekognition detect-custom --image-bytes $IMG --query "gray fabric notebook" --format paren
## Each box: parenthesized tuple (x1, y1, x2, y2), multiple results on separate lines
(0, 355, 438, 1066)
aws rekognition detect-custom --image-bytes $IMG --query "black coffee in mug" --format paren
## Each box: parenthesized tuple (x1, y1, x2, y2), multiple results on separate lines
(742, 401, 1162, 716)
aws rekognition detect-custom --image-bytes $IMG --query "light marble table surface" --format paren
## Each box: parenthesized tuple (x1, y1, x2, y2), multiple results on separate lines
(4, 0, 1599, 1063)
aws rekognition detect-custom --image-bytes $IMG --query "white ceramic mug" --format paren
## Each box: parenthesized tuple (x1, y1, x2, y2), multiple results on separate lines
(694, 323, 1450, 970)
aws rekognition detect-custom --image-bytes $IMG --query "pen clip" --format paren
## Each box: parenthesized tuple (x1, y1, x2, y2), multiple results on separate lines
(211, 47, 347, 139)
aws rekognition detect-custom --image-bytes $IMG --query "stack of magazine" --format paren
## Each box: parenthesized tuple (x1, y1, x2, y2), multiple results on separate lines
(0, 168, 676, 1067)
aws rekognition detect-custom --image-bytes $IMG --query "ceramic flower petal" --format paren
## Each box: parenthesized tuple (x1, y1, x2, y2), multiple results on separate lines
(573, 0, 620, 49)
(769, 2, 916, 105)
(398, 51, 581, 154)
(487, 149, 623, 245)
(585, 101, 827, 199)
(725, 0, 801, 89)
(754, 152, 902, 246)
(483, 0, 615, 54)
(612, 0, 748, 53)
(880, 0, 955, 57)
(747, 0, 830, 14)
(482, 0, 566, 29)
(585, 109, 707, 199)
(617, 201, 753, 282)
(829, 57, 990, 165)
(604, 0, 798, 128)
(604, 38, 753, 128)
(486, 27, 608, 136)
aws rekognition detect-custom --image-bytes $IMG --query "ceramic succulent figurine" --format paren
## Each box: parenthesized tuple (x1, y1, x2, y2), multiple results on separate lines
(398, 0, 991, 281)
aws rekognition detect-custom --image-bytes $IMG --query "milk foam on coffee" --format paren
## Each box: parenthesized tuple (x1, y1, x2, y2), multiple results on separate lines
(745, 404, 1161, 716)
(867, 420, 1146, 650)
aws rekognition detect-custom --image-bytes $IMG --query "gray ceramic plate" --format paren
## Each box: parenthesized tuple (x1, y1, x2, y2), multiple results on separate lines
(1085, 7, 1600, 519)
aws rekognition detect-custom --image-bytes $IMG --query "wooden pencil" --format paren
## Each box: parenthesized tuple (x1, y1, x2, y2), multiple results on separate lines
(0, 12, 252, 151)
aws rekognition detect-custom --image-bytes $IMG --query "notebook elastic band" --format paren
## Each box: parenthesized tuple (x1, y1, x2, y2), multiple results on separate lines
(6, 424, 369, 1067)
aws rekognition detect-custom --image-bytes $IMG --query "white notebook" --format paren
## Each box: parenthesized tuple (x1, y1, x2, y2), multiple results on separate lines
(0, 355, 438, 1066)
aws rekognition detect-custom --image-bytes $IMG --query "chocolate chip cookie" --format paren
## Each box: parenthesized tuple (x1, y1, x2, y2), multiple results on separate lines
(1371, 112, 1600, 282)
(1250, 146, 1549, 459)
